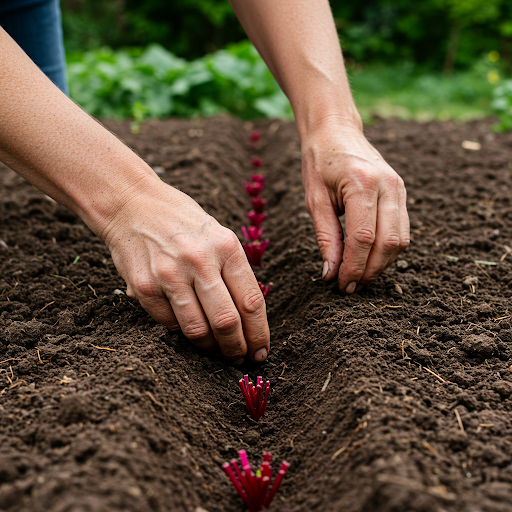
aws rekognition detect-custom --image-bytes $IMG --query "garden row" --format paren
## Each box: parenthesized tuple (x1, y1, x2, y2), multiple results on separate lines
(1, 116, 512, 511)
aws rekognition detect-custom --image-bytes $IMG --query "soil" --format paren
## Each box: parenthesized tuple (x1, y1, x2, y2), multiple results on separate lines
(2, 116, 512, 512)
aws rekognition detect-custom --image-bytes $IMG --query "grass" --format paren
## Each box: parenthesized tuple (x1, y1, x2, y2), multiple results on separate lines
(348, 62, 496, 123)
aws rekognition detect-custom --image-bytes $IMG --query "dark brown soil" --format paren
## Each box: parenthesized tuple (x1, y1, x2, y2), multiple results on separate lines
(2, 116, 512, 512)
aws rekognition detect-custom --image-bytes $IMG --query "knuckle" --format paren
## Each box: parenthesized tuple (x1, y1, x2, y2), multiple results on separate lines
(352, 227, 376, 247)
(212, 310, 241, 334)
(130, 274, 159, 298)
(182, 248, 209, 268)
(355, 168, 380, 189)
(167, 322, 181, 333)
(240, 289, 266, 316)
(217, 228, 241, 255)
(381, 234, 401, 252)
(250, 329, 270, 347)
(315, 229, 335, 250)
(345, 264, 366, 278)
(400, 237, 411, 251)
(182, 322, 210, 341)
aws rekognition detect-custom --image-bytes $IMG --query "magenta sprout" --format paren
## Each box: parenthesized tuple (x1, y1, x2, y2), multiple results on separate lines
(247, 210, 267, 227)
(242, 225, 265, 241)
(239, 375, 270, 421)
(259, 282, 270, 298)
(244, 181, 264, 198)
(252, 157, 264, 168)
(250, 174, 265, 186)
(243, 239, 269, 268)
(222, 450, 289, 512)
(249, 130, 261, 143)
(250, 197, 266, 214)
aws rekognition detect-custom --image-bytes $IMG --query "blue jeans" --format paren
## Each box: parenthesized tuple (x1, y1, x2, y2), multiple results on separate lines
(0, 0, 68, 94)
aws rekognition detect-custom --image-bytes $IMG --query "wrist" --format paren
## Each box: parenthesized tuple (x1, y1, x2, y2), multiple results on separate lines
(294, 100, 363, 142)
(70, 153, 162, 243)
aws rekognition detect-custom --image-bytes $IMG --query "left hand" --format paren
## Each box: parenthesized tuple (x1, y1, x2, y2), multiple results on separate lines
(301, 120, 410, 293)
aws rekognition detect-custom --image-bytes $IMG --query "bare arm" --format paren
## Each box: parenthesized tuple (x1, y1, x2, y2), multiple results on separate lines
(230, 0, 410, 291)
(0, 27, 269, 363)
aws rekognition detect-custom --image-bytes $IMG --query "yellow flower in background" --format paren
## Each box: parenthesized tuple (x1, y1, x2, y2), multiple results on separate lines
(488, 70, 500, 84)
(489, 51, 500, 62)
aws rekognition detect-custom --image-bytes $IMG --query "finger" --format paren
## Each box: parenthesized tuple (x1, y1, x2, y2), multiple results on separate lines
(397, 179, 411, 256)
(194, 270, 249, 362)
(338, 185, 378, 293)
(222, 246, 270, 363)
(359, 181, 401, 284)
(128, 286, 181, 332)
(381, 178, 411, 269)
(305, 189, 344, 281)
(164, 284, 218, 353)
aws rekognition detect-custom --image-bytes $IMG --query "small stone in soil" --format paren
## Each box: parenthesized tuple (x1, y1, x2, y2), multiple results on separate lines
(243, 430, 260, 445)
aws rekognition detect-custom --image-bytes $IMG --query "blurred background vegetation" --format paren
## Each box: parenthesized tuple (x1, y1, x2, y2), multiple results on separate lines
(61, 0, 512, 126)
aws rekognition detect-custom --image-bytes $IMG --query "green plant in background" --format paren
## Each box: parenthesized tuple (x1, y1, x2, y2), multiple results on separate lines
(491, 79, 512, 131)
(348, 53, 497, 123)
(67, 41, 292, 121)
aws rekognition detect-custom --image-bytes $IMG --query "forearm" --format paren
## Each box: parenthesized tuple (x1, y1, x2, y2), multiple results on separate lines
(0, 28, 159, 241)
(229, 0, 362, 137)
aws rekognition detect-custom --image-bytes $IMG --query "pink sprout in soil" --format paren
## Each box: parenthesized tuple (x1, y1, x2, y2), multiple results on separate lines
(247, 210, 267, 227)
(250, 197, 266, 214)
(222, 450, 289, 512)
(251, 157, 264, 168)
(242, 239, 269, 268)
(249, 130, 261, 143)
(244, 181, 264, 197)
(241, 225, 265, 241)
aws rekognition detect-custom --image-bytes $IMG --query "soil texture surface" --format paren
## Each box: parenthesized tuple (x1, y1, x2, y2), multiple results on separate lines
(2, 116, 512, 512)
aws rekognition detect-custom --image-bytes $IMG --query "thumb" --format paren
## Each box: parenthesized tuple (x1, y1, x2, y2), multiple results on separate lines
(306, 192, 344, 282)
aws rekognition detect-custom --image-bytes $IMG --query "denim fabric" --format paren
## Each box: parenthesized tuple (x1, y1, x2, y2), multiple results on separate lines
(0, 0, 68, 94)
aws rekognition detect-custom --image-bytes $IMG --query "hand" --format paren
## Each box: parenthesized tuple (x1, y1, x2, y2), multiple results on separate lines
(101, 177, 270, 363)
(301, 121, 410, 293)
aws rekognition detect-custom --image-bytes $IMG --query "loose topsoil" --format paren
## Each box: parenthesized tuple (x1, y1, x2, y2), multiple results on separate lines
(2, 116, 512, 512)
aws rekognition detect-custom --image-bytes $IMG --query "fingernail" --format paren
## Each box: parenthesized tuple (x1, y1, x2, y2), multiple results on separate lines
(345, 281, 357, 294)
(233, 358, 245, 366)
(322, 261, 329, 280)
(253, 348, 267, 363)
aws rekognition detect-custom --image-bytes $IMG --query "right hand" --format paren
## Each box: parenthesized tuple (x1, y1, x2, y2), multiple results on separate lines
(101, 176, 270, 364)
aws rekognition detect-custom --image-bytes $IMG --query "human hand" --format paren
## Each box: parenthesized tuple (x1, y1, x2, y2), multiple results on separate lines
(101, 177, 270, 363)
(301, 121, 410, 293)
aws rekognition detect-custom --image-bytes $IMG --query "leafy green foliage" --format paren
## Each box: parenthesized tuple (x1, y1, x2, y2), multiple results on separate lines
(491, 81, 512, 131)
(62, 0, 512, 72)
(61, 0, 244, 58)
(67, 41, 292, 120)
(349, 56, 495, 123)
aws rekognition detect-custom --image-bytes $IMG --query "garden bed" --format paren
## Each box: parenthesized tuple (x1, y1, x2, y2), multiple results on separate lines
(1, 116, 512, 512)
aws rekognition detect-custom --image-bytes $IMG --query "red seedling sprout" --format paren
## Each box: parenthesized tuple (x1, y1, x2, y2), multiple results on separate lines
(223, 450, 289, 512)
(251, 197, 266, 213)
(244, 181, 264, 197)
(249, 130, 261, 143)
(242, 239, 269, 268)
(258, 282, 270, 298)
(239, 374, 270, 420)
(252, 157, 264, 168)
(242, 155, 270, 295)
(241, 225, 265, 241)
(250, 173, 265, 186)
(247, 210, 267, 227)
